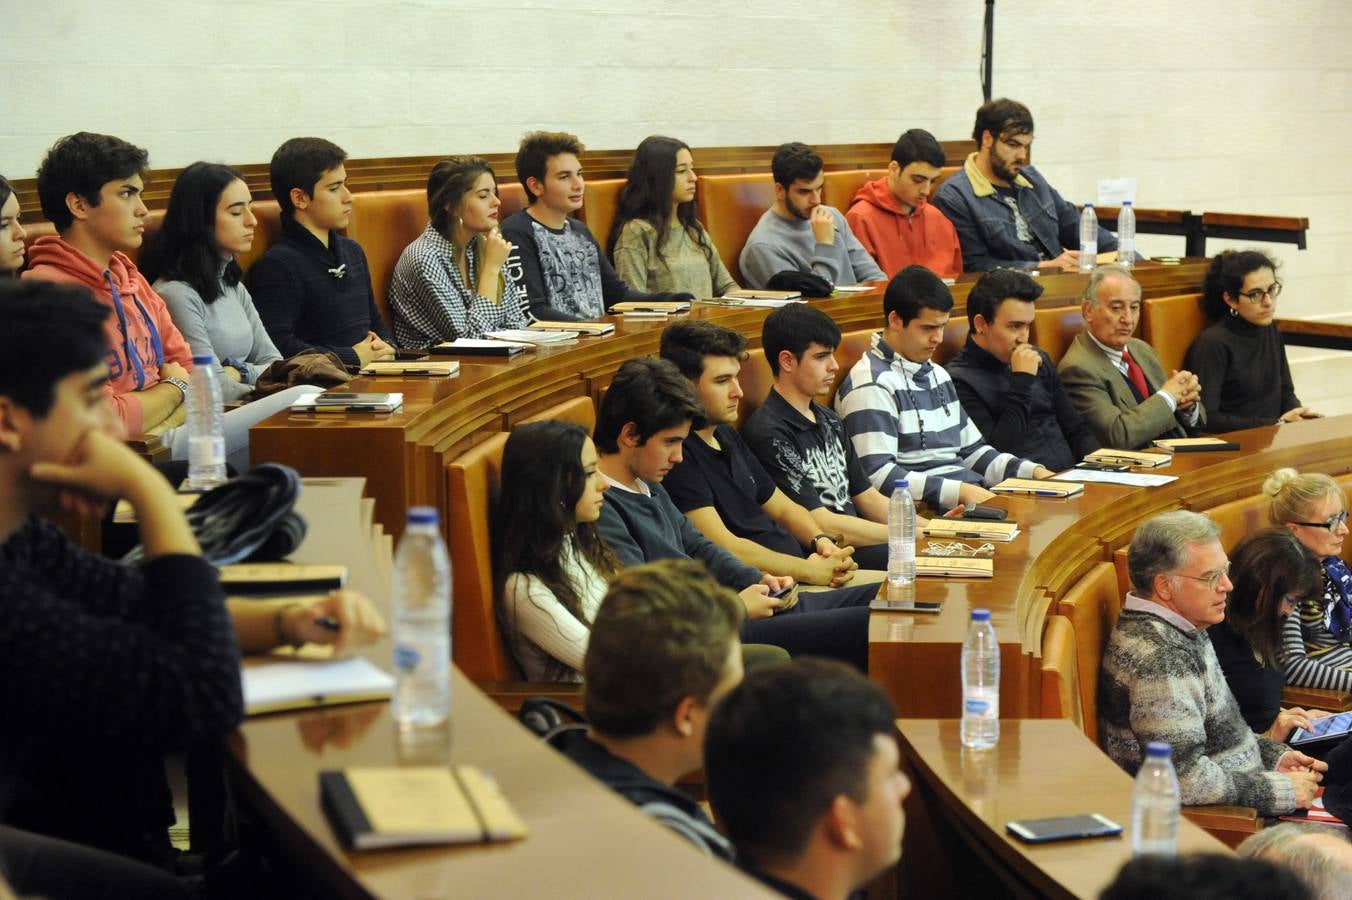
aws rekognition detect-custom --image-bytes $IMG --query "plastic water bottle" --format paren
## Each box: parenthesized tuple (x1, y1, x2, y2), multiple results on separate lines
(1131, 741, 1181, 856)
(1117, 201, 1136, 269)
(392, 506, 452, 728)
(1078, 204, 1097, 273)
(961, 609, 1000, 749)
(185, 355, 226, 490)
(887, 478, 916, 595)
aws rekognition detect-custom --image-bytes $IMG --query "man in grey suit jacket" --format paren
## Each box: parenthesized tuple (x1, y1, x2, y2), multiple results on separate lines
(1059, 265, 1205, 450)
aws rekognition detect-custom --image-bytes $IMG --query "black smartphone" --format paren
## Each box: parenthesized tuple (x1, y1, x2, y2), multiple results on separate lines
(1006, 814, 1123, 844)
(962, 505, 1008, 521)
(769, 583, 795, 598)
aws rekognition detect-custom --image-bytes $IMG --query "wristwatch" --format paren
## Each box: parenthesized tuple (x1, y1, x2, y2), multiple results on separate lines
(162, 376, 189, 400)
(813, 533, 842, 552)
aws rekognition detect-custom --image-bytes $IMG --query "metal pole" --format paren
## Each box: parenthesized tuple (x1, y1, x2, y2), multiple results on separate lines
(982, 0, 995, 101)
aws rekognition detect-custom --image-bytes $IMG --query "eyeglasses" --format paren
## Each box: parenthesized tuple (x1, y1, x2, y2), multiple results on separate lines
(1291, 511, 1349, 531)
(1235, 282, 1282, 304)
(1169, 563, 1231, 592)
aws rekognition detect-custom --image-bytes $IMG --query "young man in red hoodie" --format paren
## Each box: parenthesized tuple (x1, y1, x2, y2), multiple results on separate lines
(845, 129, 962, 281)
(23, 133, 193, 439)
(23, 133, 290, 471)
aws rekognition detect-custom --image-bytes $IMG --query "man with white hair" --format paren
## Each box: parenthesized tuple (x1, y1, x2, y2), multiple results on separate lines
(1239, 823, 1352, 900)
(1099, 510, 1324, 815)
(1058, 264, 1206, 449)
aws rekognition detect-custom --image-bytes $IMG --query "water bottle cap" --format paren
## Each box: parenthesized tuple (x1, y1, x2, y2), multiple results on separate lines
(894, 478, 909, 488)
(971, 609, 991, 622)
(1145, 741, 1172, 758)
(1122, 200, 1133, 206)
(192, 355, 214, 365)
(407, 506, 439, 525)
(1084, 203, 1094, 208)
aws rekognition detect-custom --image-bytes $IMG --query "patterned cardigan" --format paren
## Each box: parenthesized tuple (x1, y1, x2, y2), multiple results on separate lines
(1098, 606, 1297, 815)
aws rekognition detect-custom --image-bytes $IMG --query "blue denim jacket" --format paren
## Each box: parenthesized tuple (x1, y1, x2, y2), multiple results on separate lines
(933, 153, 1117, 272)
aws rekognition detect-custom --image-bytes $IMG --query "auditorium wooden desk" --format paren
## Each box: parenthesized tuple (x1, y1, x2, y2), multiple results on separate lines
(228, 479, 772, 899)
(249, 259, 1211, 540)
(894, 719, 1229, 899)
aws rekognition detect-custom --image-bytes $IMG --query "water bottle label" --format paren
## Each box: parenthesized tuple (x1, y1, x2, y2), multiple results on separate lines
(188, 435, 224, 466)
(964, 694, 999, 719)
(394, 643, 422, 673)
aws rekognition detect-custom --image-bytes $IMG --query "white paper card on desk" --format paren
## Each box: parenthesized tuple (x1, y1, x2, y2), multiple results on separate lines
(243, 656, 396, 715)
(431, 339, 531, 356)
(1096, 177, 1138, 206)
(1055, 469, 1179, 488)
(485, 329, 578, 344)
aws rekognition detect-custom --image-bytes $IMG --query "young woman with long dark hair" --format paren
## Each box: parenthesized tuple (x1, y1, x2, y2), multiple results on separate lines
(389, 156, 527, 347)
(495, 420, 618, 681)
(1211, 527, 1329, 741)
(607, 136, 738, 299)
(142, 162, 284, 402)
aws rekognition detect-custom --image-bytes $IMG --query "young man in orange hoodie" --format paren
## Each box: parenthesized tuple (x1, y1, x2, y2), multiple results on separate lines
(845, 129, 962, 281)
(23, 133, 193, 438)
(23, 133, 286, 471)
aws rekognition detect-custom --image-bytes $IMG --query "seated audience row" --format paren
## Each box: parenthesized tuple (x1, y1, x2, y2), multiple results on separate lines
(6, 128, 1316, 454)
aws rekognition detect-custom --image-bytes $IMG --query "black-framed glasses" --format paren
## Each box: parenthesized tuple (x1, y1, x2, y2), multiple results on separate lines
(1292, 511, 1350, 531)
(1168, 563, 1231, 592)
(1235, 282, 1282, 303)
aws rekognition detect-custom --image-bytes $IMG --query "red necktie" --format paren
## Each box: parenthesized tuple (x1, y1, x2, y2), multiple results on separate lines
(1122, 349, 1150, 399)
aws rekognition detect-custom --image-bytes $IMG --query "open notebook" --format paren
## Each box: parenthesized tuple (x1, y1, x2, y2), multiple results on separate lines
(242, 656, 396, 715)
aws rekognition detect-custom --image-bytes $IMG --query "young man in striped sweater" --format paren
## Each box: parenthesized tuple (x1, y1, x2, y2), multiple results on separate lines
(834, 265, 1052, 512)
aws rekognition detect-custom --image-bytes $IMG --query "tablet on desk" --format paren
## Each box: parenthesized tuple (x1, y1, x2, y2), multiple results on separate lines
(1290, 711, 1352, 749)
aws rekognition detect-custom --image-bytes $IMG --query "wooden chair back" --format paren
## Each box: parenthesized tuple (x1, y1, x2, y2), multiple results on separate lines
(520, 395, 597, 431)
(579, 178, 625, 258)
(446, 432, 514, 681)
(738, 346, 775, 426)
(1142, 293, 1208, 375)
(1054, 562, 1122, 743)
(1030, 305, 1085, 367)
(696, 172, 776, 283)
(820, 169, 884, 212)
(236, 199, 284, 276)
(827, 328, 879, 407)
(346, 189, 428, 331)
(1040, 615, 1083, 731)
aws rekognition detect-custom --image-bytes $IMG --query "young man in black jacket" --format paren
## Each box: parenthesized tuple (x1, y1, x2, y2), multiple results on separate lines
(946, 268, 1099, 471)
(550, 560, 742, 860)
(248, 137, 396, 366)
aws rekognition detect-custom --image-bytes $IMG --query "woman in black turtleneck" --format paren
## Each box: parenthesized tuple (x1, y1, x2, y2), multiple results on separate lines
(1184, 250, 1321, 433)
